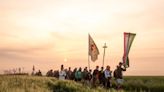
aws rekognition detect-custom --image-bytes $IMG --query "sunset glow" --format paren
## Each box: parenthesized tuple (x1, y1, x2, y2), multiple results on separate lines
(0, 0, 164, 75)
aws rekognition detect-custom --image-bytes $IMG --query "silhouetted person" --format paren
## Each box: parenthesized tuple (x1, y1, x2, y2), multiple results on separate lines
(54, 70, 59, 78)
(36, 70, 42, 76)
(72, 68, 77, 81)
(86, 69, 92, 87)
(116, 62, 126, 90)
(75, 67, 82, 82)
(114, 66, 119, 79)
(92, 66, 99, 87)
(114, 66, 119, 89)
(66, 67, 72, 80)
(83, 67, 88, 80)
(88, 69, 92, 82)
(46, 69, 53, 77)
(99, 67, 105, 87)
(82, 67, 88, 84)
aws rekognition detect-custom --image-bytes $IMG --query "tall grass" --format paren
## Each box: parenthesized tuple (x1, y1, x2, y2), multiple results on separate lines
(0, 75, 164, 92)
(0, 75, 110, 92)
(0, 75, 52, 92)
(123, 76, 164, 92)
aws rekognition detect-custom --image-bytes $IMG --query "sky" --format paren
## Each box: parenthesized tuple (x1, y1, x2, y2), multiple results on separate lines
(0, 0, 164, 75)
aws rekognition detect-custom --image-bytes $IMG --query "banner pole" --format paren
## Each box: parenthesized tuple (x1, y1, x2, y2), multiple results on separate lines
(102, 43, 107, 68)
(88, 54, 90, 70)
(88, 34, 90, 70)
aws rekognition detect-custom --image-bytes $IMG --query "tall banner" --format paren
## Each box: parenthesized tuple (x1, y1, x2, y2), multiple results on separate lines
(123, 32, 136, 68)
(88, 34, 99, 62)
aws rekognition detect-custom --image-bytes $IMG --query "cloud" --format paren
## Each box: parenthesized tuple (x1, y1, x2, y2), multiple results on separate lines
(0, 38, 55, 60)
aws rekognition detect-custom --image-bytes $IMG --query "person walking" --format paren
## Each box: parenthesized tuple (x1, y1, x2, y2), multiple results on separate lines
(104, 65, 112, 88)
(92, 66, 99, 87)
(99, 67, 105, 87)
(66, 67, 72, 80)
(75, 67, 82, 82)
(115, 62, 126, 90)
(59, 65, 66, 80)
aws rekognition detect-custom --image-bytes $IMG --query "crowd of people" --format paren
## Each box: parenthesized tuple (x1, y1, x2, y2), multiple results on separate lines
(43, 62, 126, 90)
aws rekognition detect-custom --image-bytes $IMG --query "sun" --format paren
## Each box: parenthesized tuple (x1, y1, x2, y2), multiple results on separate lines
(64, 58, 67, 62)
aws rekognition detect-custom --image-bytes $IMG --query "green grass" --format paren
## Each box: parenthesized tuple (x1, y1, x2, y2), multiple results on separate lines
(0, 75, 109, 92)
(0, 75, 164, 92)
(123, 76, 164, 92)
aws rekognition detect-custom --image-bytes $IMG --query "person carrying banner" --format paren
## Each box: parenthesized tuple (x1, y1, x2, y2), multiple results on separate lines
(116, 62, 126, 90)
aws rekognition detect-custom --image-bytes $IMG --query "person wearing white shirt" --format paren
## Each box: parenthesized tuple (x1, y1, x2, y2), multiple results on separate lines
(59, 65, 66, 80)
(104, 65, 112, 88)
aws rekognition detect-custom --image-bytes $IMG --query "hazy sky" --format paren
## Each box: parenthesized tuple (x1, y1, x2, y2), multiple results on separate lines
(0, 0, 164, 75)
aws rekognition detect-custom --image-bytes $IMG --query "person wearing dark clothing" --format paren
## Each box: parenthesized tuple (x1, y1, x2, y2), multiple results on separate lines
(88, 69, 92, 81)
(36, 70, 42, 76)
(72, 68, 77, 81)
(82, 67, 89, 85)
(92, 66, 99, 87)
(115, 62, 126, 90)
(114, 66, 119, 79)
(66, 67, 72, 80)
(117, 62, 126, 78)
(86, 69, 92, 87)
(46, 69, 53, 77)
(54, 70, 59, 78)
(82, 67, 88, 80)
(99, 67, 105, 87)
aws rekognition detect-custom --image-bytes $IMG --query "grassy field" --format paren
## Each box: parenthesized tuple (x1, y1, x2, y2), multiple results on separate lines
(0, 75, 164, 92)
(123, 76, 164, 92)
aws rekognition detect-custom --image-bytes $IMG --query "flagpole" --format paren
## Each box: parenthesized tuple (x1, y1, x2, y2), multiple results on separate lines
(88, 54, 90, 70)
(88, 34, 90, 70)
(102, 43, 107, 68)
